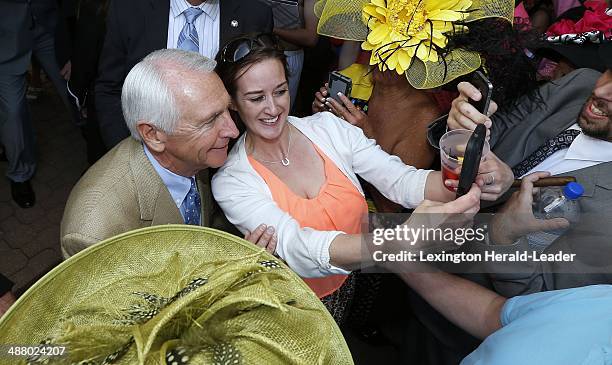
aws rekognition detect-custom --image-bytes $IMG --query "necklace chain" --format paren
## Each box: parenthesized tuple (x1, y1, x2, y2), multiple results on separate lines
(252, 126, 292, 166)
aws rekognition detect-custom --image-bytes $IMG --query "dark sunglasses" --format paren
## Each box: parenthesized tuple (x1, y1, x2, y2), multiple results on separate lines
(220, 33, 279, 63)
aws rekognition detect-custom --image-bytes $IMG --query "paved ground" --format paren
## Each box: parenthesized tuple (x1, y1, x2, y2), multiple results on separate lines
(0, 81, 88, 294)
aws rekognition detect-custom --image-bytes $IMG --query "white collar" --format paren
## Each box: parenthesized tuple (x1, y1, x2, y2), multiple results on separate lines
(565, 124, 612, 163)
(170, 0, 219, 20)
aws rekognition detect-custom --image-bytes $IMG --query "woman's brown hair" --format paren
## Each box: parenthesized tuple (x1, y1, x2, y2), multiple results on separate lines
(215, 33, 289, 98)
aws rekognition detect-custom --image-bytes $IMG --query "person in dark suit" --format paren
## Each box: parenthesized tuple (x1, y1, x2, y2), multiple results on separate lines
(0, 0, 74, 209)
(95, 0, 273, 149)
(68, 0, 109, 164)
(447, 43, 612, 296)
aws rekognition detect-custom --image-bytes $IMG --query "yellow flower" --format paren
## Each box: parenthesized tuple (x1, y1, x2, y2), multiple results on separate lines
(362, 0, 472, 74)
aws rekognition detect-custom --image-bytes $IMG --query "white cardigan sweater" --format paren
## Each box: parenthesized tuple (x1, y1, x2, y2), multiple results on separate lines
(212, 112, 432, 278)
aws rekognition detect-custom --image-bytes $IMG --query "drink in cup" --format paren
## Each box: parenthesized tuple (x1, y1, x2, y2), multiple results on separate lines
(439, 129, 490, 191)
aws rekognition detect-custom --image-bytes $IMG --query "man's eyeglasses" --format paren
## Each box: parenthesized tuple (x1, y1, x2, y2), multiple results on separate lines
(220, 33, 279, 63)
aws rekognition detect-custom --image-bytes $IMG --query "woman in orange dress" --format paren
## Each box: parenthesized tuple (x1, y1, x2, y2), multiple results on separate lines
(212, 34, 489, 322)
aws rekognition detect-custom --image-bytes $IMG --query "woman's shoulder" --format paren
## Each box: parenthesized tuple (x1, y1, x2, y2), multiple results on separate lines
(290, 112, 353, 137)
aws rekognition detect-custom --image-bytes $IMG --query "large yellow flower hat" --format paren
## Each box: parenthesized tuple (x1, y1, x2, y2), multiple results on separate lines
(314, 0, 515, 89)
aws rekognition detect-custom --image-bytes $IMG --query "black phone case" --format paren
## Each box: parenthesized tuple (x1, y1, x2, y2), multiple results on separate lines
(469, 71, 493, 114)
(456, 124, 487, 198)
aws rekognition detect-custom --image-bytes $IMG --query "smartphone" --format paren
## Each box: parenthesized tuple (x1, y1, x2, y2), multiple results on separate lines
(469, 71, 493, 115)
(328, 71, 352, 103)
(456, 124, 487, 198)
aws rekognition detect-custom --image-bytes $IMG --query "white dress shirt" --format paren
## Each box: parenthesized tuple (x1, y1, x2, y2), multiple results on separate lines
(167, 0, 220, 59)
(523, 123, 612, 177)
(212, 112, 432, 278)
(143, 144, 196, 223)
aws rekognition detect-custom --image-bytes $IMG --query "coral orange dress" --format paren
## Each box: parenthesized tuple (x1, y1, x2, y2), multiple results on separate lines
(249, 144, 368, 298)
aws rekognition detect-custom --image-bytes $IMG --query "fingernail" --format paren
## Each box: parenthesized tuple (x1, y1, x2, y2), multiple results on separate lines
(325, 101, 331, 107)
(337, 92, 343, 97)
(444, 180, 451, 186)
(259, 224, 267, 230)
(485, 119, 492, 128)
(266, 226, 275, 233)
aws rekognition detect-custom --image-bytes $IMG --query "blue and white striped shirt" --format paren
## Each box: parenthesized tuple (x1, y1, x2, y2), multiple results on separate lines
(167, 0, 220, 59)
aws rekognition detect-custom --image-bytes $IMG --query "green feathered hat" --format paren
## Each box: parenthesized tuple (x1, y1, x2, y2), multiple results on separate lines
(0, 226, 353, 365)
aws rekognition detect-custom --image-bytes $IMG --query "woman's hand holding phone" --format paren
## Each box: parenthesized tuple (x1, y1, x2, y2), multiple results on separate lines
(311, 83, 367, 128)
(324, 92, 367, 128)
(312, 83, 329, 114)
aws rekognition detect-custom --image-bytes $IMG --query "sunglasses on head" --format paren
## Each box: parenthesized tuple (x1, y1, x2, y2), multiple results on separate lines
(220, 33, 279, 63)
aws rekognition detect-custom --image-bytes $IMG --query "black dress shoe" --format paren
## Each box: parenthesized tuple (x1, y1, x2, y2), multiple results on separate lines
(10, 180, 36, 208)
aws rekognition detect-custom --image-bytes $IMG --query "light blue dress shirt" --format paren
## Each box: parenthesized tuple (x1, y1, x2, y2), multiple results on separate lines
(462, 285, 612, 365)
(143, 144, 196, 224)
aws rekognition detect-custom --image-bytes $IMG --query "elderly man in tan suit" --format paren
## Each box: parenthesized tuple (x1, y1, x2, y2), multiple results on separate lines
(61, 49, 277, 258)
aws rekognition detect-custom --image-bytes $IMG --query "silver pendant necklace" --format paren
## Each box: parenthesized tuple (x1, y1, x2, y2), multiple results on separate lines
(253, 126, 292, 167)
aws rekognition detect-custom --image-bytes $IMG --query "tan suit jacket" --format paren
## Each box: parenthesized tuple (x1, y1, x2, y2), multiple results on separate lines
(60, 138, 237, 258)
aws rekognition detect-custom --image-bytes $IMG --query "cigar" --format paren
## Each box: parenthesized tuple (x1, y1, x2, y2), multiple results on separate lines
(511, 176, 576, 188)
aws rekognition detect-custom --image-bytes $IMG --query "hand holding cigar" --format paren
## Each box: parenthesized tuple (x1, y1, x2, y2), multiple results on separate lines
(511, 176, 576, 188)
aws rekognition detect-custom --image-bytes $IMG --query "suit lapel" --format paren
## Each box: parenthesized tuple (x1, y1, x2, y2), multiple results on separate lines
(151, 186, 184, 226)
(146, 0, 170, 50)
(219, 0, 241, 46)
(128, 139, 183, 225)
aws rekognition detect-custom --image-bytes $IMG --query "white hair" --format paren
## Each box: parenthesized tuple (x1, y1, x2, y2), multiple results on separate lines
(121, 49, 217, 140)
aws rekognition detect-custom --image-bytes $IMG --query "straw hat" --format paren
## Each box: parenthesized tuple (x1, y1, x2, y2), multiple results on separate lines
(0, 225, 352, 365)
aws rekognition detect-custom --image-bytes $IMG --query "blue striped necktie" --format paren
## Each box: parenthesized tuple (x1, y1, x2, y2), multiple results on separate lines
(177, 7, 203, 52)
(182, 178, 201, 225)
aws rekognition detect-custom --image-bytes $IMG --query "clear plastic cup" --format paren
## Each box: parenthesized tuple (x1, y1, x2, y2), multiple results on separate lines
(439, 129, 490, 191)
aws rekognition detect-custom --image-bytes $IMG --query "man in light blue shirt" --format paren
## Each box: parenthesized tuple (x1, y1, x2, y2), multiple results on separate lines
(144, 146, 202, 225)
(401, 271, 612, 365)
(464, 285, 612, 365)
